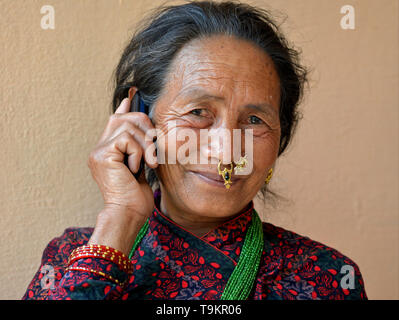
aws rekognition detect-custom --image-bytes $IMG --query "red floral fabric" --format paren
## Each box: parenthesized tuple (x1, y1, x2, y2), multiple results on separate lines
(22, 192, 367, 300)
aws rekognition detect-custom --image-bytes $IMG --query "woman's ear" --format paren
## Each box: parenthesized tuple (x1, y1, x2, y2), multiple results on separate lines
(128, 86, 139, 101)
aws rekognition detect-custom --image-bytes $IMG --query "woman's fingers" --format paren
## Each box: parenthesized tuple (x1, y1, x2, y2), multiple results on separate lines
(99, 112, 155, 143)
(114, 98, 131, 114)
(96, 96, 158, 169)
(103, 121, 158, 169)
(93, 130, 144, 175)
(112, 131, 143, 174)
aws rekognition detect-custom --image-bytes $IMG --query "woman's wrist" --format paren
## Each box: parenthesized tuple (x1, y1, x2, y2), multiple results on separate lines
(88, 206, 149, 256)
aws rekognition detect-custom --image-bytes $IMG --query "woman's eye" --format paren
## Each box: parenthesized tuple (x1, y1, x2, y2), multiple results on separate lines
(249, 115, 263, 124)
(190, 108, 206, 116)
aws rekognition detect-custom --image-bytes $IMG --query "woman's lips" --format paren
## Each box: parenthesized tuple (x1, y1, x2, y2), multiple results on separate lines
(188, 170, 242, 188)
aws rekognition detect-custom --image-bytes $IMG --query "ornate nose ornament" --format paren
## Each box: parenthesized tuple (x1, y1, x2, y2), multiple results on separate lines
(217, 161, 233, 189)
(217, 155, 248, 189)
(234, 155, 248, 174)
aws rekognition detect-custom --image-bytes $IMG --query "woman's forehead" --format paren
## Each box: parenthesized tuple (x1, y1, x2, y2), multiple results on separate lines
(174, 35, 276, 76)
(164, 35, 280, 103)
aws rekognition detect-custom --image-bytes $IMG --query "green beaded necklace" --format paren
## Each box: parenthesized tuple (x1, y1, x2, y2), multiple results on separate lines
(128, 209, 263, 300)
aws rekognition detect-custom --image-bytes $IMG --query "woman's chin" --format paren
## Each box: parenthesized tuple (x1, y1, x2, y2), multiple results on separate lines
(173, 172, 245, 217)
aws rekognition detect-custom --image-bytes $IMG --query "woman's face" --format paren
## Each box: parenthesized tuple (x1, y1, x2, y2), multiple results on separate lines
(152, 34, 281, 219)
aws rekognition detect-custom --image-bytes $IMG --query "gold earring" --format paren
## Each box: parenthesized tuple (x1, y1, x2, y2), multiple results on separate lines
(265, 168, 273, 185)
(218, 161, 233, 189)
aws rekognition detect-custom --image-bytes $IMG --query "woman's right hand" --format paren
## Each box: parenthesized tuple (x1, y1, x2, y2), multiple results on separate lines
(87, 96, 158, 254)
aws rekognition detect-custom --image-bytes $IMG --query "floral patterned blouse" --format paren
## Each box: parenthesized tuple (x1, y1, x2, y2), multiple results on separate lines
(23, 190, 367, 300)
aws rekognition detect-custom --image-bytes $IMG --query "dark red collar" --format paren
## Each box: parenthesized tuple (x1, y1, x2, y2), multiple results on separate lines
(151, 189, 254, 264)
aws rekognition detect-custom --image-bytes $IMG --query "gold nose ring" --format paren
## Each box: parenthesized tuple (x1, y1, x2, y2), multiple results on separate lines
(217, 161, 233, 189)
(233, 155, 248, 174)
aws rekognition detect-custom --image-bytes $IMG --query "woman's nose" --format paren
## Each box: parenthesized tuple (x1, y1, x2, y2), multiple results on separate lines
(199, 127, 242, 165)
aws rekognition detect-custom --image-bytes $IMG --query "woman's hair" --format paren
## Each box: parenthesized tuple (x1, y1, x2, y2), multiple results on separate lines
(111, 0, 308, 198)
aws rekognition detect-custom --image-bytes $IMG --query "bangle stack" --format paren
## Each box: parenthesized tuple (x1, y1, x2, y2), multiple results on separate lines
(66, 244, 133, 284)
(65, 266, 124, 285)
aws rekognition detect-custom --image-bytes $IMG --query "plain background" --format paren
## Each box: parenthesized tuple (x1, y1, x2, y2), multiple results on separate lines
(0, 0, 397, 299)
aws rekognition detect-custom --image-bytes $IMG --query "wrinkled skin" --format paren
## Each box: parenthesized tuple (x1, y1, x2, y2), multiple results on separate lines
(151, 34, 281, 236)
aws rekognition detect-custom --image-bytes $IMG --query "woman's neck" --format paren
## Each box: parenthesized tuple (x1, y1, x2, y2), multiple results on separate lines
(158, 191, 235, 238)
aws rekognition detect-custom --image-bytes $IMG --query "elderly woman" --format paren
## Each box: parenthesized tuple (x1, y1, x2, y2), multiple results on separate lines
(23, 1, 367, 300)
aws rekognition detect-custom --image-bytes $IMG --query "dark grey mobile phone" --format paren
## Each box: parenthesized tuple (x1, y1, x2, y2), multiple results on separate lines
(123, 91, 149, 179)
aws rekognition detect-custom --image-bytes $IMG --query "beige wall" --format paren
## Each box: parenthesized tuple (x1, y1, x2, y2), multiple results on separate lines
(0, 0, 397, 299)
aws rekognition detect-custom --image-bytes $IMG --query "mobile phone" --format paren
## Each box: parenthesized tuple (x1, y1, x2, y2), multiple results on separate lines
(124, 91, 148, 180)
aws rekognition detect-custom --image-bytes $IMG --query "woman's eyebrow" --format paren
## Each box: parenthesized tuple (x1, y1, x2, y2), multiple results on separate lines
(178, 87, 278, 118)
(244, 104, 279, 120)
(178, 87, 225, 103)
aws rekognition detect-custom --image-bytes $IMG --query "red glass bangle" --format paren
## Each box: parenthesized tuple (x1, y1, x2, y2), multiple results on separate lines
(67, 244, 133, 274)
